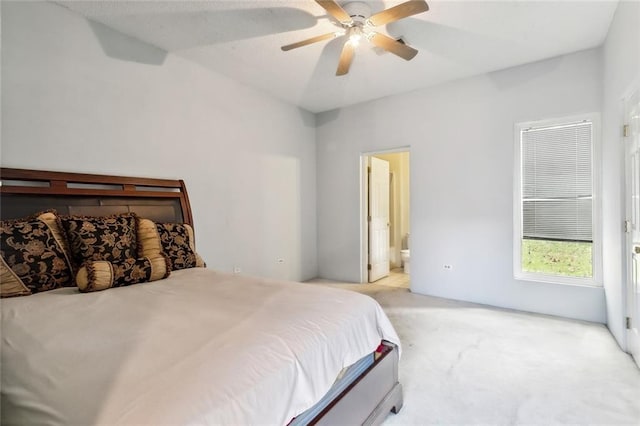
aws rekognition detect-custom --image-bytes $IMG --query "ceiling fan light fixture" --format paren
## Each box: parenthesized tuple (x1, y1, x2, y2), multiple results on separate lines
(348, 26, 363, 46)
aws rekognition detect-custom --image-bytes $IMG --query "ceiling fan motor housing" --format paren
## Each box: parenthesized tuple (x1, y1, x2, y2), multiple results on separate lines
(342, 2, 371, 25)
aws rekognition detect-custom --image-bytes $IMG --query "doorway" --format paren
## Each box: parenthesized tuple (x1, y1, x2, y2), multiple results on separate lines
(361, 149, 411, 287)
(624, 87, 640, 366)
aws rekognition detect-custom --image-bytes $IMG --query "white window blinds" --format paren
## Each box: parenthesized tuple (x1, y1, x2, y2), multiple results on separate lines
(521, 121, 593, 242)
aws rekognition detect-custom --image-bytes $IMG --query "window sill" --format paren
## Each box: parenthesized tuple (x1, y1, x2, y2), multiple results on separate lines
(515, 271, 603, 288)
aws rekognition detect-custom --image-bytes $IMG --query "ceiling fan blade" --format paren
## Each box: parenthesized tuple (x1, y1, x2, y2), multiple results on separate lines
(315, 0, 353, 24)
(281, 32, 337, 51)
(336, 41, 355, 76)
(369, 32, 418, 61)
(367, 0, 429, 27)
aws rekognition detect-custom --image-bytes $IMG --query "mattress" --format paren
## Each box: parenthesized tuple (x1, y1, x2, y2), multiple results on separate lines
(1, 268, 400, 425)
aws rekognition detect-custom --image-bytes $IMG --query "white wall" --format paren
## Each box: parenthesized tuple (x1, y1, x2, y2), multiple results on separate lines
(1, 1, 318, 282)
(602, 0, 640, 348)
(317, 48, 606, 323)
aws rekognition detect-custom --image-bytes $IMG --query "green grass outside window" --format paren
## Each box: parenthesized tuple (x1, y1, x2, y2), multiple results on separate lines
(521, 239, 592, 278)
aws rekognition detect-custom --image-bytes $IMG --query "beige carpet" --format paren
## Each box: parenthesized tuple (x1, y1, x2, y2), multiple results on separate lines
(307, 279, 640, 424)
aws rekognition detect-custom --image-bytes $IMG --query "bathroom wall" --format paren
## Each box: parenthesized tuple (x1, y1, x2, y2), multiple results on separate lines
(373, 152, 410, 269)
(400, 152, 410, 249)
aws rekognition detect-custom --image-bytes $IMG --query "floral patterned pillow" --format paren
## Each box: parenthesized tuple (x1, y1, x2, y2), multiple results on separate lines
(59, 213, 138, 269)
(75, 255, 170, 293)
(1, 212, 74, 297)
(154, 223, 205, 271)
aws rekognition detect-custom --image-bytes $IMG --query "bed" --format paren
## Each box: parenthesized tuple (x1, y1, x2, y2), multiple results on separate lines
(0, 168, 403, 425)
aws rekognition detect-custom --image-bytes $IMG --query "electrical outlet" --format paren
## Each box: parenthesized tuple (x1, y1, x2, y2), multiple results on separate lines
(443, 264, 453, 270)
(277, 258, 285, 264)
(233, 266, 242, 274)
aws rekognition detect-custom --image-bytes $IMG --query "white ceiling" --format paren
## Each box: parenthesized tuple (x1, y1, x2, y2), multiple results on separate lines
(56, 0, 619, 113)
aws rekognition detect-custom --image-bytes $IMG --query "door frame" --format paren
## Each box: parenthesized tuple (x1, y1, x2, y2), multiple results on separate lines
(360, 146, 411, 284)
(623, 81, 640, 361)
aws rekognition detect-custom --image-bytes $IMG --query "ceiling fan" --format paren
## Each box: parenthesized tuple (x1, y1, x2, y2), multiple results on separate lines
(281, 0, 429, 76)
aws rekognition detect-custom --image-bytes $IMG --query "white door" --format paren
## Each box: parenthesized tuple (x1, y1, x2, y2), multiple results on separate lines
(625, 88, 640, 365)
(369, 157, 390, 282)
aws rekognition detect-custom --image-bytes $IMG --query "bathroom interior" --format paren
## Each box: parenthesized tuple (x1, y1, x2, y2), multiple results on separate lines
(371, 151, 410, 289)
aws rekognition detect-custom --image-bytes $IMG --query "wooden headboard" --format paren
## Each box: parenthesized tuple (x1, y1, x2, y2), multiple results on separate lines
(0, 168, 193, 226)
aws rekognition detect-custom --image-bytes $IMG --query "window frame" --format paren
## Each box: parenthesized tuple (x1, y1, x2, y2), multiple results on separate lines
(513, 113, 602, 287)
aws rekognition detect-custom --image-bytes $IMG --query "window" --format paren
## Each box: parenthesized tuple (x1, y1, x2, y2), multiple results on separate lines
(514, 114, 601, 286)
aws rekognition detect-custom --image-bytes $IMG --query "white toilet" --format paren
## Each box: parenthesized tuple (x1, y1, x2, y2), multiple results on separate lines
(400, 233, 410, 275)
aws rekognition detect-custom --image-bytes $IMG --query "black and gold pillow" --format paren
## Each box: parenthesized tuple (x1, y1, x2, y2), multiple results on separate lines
(75, 255, 170, 293)
(59, 213, 138, 268)
(150, 222, 205, 271)
(1, 211, 74, 297)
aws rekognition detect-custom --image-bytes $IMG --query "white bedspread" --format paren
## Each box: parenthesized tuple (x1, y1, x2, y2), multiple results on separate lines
(1, 268, 400, 425)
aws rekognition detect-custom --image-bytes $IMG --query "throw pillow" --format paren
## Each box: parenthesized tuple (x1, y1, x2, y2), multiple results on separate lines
(75, 255, 170, 293)
(58, 213, 138, 268)
(153, 222, 205, 271)
(1, 211, 74, 297)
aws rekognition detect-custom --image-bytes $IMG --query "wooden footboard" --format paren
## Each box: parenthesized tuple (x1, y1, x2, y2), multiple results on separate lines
(313, 342, 403, 425)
